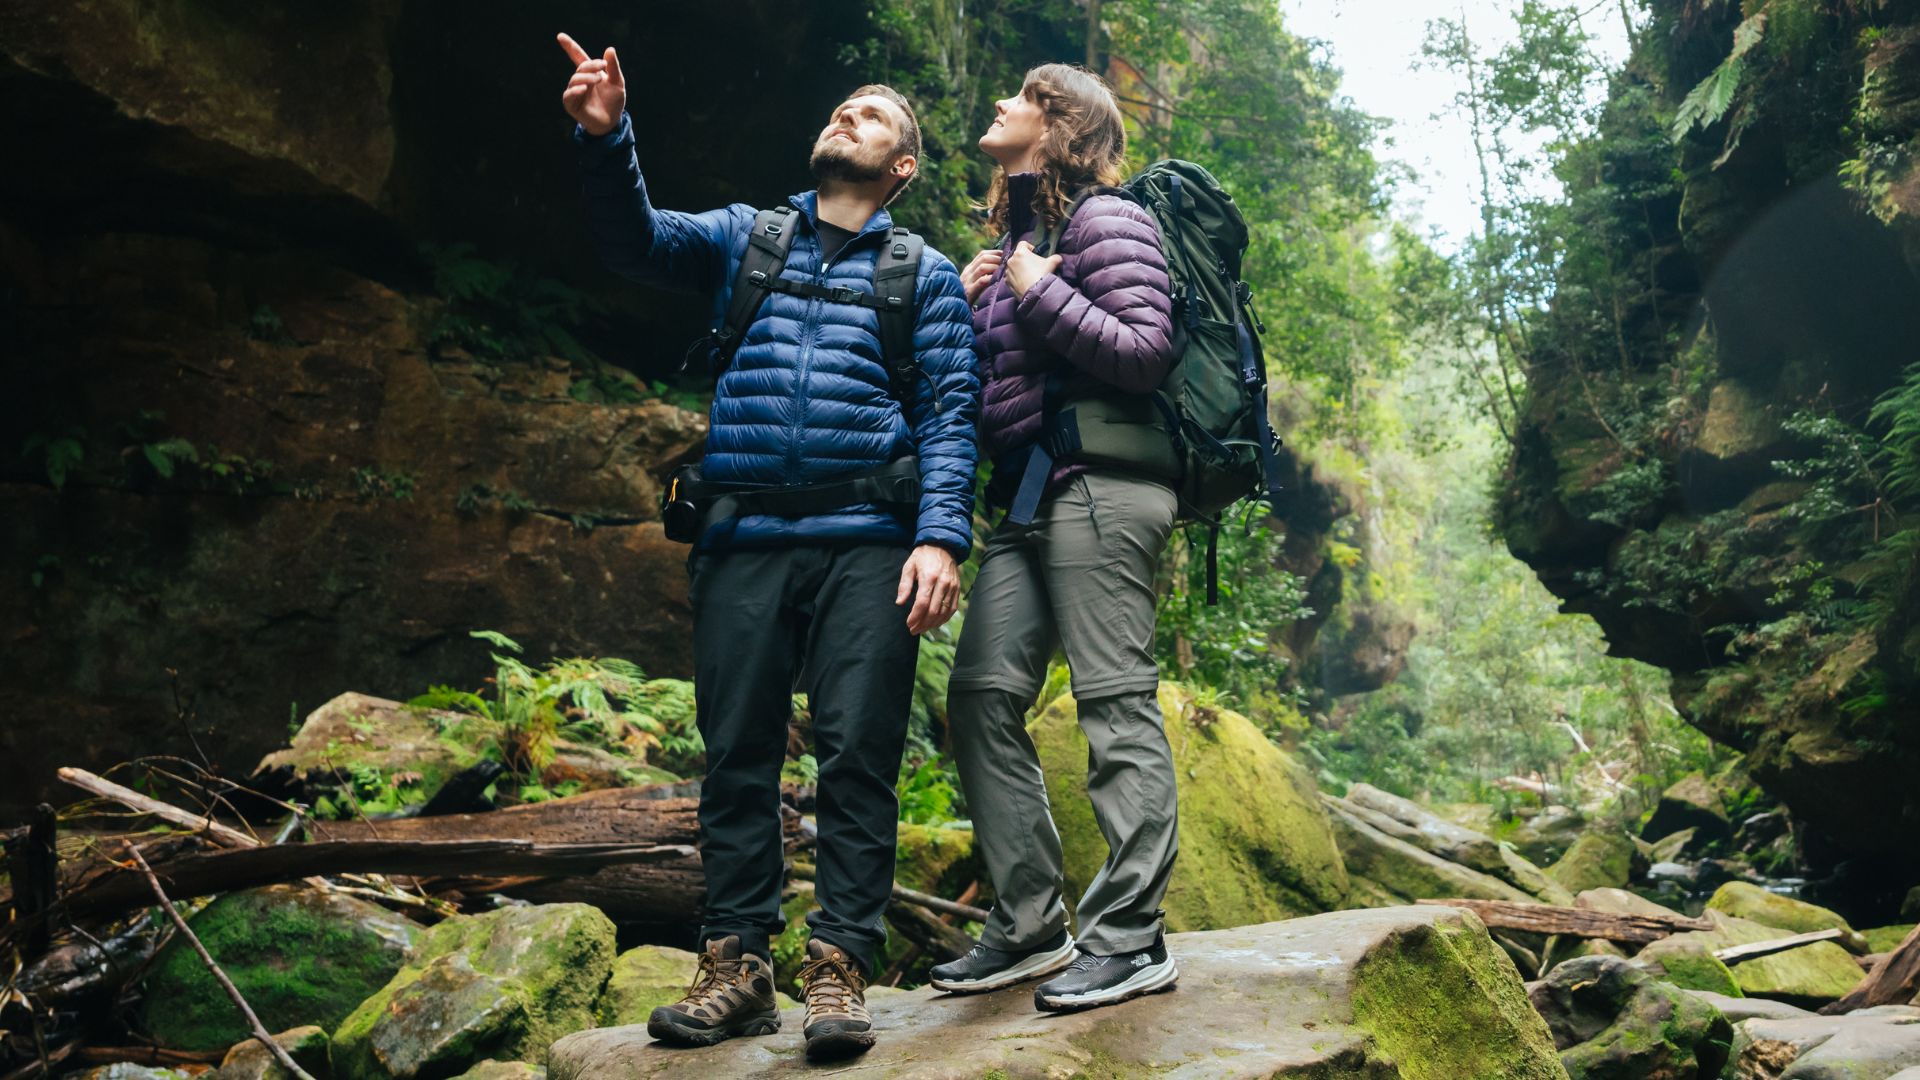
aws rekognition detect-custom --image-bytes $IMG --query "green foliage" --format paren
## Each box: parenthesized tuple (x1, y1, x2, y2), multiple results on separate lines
(407, 630, 669, 786)
(351, 466, 415, 501)
(456, 483, 536, 516)
(1671, 13, 1767, 142)
(20, 430, 84, 490)
(1155, 522, 1312, 714)
(896, 755, 959, 825)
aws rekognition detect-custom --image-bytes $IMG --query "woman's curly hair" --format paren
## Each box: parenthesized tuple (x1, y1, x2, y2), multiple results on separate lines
(981, 63, 1129, 236)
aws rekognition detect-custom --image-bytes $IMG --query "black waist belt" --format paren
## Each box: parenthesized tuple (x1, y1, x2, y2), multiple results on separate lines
(677, 456, 922, 522)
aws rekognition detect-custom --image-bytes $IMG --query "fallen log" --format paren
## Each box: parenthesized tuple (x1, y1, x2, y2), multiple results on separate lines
(314, 787, 715, 925)
(1822, 922, 1920, 1014)
(885, 895, 974, 962)
(1415, 899, 1714, 943)
(55, 839, 691, 923)
(1712, 928, 1845, 965)
(3, 804, 59, 957)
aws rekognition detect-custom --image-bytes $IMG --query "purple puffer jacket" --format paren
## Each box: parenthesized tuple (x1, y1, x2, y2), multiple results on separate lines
(973, 173, 1176, 493)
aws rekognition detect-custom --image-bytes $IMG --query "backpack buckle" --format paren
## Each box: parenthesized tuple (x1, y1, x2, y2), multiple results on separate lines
(748, 270, 770, 286)
(829, 285, 861, 304)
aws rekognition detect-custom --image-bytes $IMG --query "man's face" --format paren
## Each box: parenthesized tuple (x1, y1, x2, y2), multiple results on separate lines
(810, 94, 913, 184)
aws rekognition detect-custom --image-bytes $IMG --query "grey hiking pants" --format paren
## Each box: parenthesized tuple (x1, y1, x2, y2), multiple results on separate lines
(947, 470, 1180, 955)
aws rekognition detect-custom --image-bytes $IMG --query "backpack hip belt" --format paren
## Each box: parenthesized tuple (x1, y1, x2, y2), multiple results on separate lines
(661, 457, 922, 545)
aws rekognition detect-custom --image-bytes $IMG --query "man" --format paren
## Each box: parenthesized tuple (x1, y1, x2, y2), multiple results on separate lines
(558, 33, 978, 1062)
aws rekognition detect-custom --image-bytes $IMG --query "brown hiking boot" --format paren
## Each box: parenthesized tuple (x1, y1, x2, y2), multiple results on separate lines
(799, 938, 875, 1061)
(646, 935, 781, 1047)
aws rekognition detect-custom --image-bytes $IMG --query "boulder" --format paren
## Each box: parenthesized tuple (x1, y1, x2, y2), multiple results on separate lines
(208, 1026, 332, 1080)
(1548, 832, 1644, 894)
(1575, 887, 1688, 919)
(1643, 774, 1732, 848)
(139, 885, 418, 1051)
(1707, 881, 1871, 954)
(1634, 935, 1745, 998)
(549, 906, 1571, 1078)
(1650, 827, 1700, 864)
(1528, 955, 1732, 1079)
(1326, 795, 1539, 905)
(332, 903, 614, 1078)
(1510, 805, 1591, 865)
(256, 693, 482, 813)
(1732, 1011, 1920, 1079)
(68, 1069, 189, 1080)
(1031, 685, 1351, 927)
(1502, 846, 1579, 906)
(1345, 782, 1507, 875)
(1644, 912, 1866, 1007)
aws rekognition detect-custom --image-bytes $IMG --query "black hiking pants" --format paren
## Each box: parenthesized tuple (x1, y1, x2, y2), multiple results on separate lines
(689, 544, 918, 973)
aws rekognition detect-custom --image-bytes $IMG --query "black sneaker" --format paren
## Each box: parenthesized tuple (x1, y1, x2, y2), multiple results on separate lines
(929, 929, 1077, 994)
(1032, 936, 1178, 1012)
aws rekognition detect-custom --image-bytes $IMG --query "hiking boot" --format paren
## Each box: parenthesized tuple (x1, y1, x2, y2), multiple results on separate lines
(646, 935, 781, 1047)
(799, 938, 875, 1061)
(1033, 935, 1178, 1012)
(929, 928, 1077, 993)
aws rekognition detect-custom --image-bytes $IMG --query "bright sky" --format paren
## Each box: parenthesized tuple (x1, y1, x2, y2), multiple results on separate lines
(1279, 0, 1633, 250)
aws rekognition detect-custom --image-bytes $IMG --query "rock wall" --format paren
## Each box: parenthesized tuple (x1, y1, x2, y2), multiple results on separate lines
(1498, 0, 1920, 870)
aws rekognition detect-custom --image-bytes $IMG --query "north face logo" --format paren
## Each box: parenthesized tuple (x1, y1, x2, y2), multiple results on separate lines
(1130, 953, 1152, 968)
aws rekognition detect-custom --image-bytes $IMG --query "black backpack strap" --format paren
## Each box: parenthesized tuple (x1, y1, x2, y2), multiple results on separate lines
(711, 207, 799, 372)
(871, 227, 923, 406)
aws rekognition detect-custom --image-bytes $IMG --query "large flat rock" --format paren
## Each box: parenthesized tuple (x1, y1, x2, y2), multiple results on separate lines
(549, 906, 1570, 1079)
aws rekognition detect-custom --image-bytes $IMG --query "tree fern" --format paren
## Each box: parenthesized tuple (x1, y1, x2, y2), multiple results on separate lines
(1870, 359, 1920, 507)
(1670, 12, 1768, 141)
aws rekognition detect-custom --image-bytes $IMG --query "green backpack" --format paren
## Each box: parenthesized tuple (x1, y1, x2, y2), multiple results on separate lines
(1023, 160, 1284, 599)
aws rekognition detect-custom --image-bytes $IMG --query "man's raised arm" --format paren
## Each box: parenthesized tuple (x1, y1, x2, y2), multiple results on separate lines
(559, 32, 739, 291)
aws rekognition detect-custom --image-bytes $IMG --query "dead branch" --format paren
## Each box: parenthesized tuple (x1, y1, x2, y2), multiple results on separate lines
(788, 862, 989, 924)
(58, 768, 257, 849)
(125, 841, 318, 1080)
(1713, 928, 1845, 965)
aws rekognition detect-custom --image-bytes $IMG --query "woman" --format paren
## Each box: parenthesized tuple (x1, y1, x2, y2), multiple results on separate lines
(930, 64, 1180, 1012)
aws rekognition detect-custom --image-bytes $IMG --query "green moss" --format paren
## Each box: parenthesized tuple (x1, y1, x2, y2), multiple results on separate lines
(1029, 684, 1349, 934)
(1863, 924, 1915, 954)
(894, 822, 980, 896)
(1639, 940, 1744, 997)
(1349, 914, 1569, 1080)
(139, 886, 416, 1051)
(1706, 881, 1868, 952)
(1546, 832, 1638, 894)
(331, 903, 613, 1075)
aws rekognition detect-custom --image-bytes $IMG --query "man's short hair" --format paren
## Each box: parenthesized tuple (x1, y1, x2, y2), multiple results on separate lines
(847, 83, 920, 203)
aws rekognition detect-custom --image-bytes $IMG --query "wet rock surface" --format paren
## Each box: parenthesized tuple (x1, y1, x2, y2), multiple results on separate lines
(1528, 955, 1732, 1080)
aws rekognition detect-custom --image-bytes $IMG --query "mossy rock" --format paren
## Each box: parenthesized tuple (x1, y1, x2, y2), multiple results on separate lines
(1865, 924, 1916, 954)
(1547, 832, 1642, 894)
(69, 1068, 191, 1080)
(1029, 684, 1350, 930)
(139, 886, 418, 1052)
(1508, 805, 1592, 865)
(893, 821, 979, 896)
(331, 903, 614, 1077)
(256, 692, 483, 815)
(1327, 796, 1537, 904)
(208, 1025, 332, 1080)
(1641, 774, 1731, 847)
(1706, 881, 1870, 953)
(551, 906, 1572, 1078)
(1648, 912, 1864, 1007)
(1633, 936, 1744, 998)
(1529, 954, 1733, 1080)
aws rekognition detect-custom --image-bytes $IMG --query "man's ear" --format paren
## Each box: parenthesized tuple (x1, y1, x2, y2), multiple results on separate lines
(893, 155, 918, 181)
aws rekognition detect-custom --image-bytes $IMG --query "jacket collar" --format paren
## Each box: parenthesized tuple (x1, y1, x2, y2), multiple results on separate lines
(1004, 172, 1041, 244)
(787, 190, 894, 241)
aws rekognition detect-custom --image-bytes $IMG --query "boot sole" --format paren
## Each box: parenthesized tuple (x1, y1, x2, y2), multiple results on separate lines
(930, 937, 1078, 994)
(1034, 957, 1178, 1012)
(647, 1007, 781, 1046)
(804, 1026, 877, 1061)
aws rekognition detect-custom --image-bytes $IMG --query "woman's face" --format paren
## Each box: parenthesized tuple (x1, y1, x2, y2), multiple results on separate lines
(979, 89, 1047, 167)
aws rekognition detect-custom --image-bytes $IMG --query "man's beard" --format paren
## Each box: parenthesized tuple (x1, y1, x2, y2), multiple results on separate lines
(810, 137, 890, 183)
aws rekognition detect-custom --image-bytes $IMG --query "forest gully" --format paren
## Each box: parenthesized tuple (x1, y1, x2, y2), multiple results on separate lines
(4, 1, 1920, 1078)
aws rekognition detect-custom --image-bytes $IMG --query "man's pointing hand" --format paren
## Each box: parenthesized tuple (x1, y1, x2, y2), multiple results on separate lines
(558, 33, 625, 137)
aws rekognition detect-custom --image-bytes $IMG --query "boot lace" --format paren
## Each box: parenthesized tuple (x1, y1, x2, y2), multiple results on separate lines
(683, 951, 746, 1006)
(799, 951, 865, 1014)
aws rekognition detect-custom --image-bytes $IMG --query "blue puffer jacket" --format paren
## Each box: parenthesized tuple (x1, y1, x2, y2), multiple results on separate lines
(576, 113, 980, 557)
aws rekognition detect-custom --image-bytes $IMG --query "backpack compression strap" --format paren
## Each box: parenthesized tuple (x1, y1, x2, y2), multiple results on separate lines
(870, 228, 923, 405)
